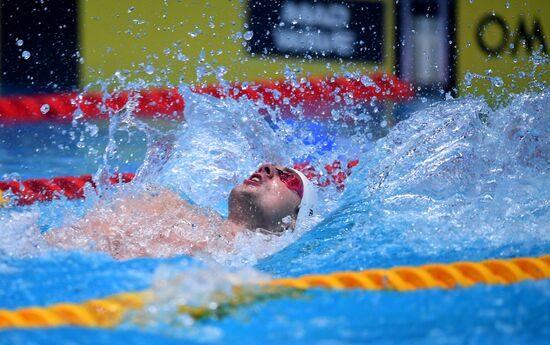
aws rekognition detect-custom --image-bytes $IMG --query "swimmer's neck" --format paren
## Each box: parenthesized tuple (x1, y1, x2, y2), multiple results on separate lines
(225, 213, 288, 236)
(223, 216, 253, 238)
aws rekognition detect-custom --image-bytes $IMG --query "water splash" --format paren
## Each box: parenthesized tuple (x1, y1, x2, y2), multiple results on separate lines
(125, 262, 270, 340)
(260, 88, 550, 275)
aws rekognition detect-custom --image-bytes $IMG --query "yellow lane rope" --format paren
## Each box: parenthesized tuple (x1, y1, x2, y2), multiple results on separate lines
(0, 190, 8, 207)
(1, 255, 548, 329)
(269, 255, 550, 291)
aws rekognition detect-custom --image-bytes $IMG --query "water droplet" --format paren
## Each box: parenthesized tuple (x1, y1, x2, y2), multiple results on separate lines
(243, 31, 253, 41)
(505, 2, 510, 8)
(360, 75, 375, 87)
(196, 66, 207, 80)
(331, 109, 340, 121)
(177, 53, 188, 62)
(492, 77, 504, 88)
(145, 64, 154, 74)
(216, 66, 227, 78)
(463, 71, 474, 88)
(73, 108, 84, 120)
(199, 48, 205, 63)
(188, 30, 202, 38)
(128, 6, 135, 13)
(16, 39, 23, 46)
(85, 123, 99, 137)
(22, 51, 31, 60)
(40, 104, 50, 114)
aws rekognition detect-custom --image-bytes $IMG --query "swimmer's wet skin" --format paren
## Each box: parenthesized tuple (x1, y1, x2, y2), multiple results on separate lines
(44, 163, 317, 259)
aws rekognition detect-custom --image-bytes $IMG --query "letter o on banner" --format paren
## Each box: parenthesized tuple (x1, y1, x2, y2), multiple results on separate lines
(476, 14, 509, 56)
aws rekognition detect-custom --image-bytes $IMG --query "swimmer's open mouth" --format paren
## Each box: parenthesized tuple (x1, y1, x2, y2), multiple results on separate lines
(244, 173, 262, 186)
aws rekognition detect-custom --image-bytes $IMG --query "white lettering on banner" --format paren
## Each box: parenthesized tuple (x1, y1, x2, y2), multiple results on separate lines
(275, 1, 356, 56)
(281, 2, 350, 28)
(273, 28, 356, 56)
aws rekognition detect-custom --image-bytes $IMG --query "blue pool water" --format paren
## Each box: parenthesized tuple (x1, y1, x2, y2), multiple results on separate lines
(0, 83, 549, 344)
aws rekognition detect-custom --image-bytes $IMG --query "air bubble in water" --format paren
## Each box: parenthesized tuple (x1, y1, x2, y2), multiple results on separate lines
(22, 51, 31, 60)
(16, 39, 23, 46)
(40, 104, 50, 114)
(128, 6, 135, 13)
(243, 31, 253, 41)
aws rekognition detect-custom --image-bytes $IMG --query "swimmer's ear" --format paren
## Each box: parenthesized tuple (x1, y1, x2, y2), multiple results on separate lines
(288, 208, 299, 231)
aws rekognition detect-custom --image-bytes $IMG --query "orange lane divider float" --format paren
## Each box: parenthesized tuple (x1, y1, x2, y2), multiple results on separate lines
(0, 75, 414, 123)
(0, 190, 8, 206)
(0, 255, 548, 329)
(0, 160, 359, 207)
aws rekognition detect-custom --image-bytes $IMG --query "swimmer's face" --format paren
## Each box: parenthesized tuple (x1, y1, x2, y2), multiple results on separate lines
(228, 163, 302, 233)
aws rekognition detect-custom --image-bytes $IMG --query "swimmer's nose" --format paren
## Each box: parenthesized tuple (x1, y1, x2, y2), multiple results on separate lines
(258, 163, 276, 179)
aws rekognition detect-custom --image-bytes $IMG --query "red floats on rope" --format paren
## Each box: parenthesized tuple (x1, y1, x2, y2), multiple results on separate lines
(0, 89, 185, 123)
(197, 75, 413, 106)
(294, 159, 359, 191)
(0, 75, 413, 123)
(0, 173, 135, 206)
(0, 160, 360, 206)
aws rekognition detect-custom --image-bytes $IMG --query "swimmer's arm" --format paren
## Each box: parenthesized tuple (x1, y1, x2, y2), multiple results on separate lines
(45, 186, 210, 257)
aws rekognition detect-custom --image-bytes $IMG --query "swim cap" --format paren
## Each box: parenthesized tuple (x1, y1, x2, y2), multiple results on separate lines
(289, 168, 318, 227)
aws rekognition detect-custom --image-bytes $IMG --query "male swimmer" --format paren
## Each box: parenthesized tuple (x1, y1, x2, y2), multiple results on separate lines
(45, 163, 317, 259)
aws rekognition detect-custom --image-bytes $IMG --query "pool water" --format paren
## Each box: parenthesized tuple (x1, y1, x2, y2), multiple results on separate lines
(0, 83, 549, 343)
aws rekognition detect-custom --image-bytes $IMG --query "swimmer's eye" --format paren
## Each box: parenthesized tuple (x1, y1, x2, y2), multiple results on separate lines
(276, 168, 303, 198)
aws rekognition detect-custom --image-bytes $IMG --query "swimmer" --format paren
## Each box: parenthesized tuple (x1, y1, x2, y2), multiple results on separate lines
(45, 163, 317, 259)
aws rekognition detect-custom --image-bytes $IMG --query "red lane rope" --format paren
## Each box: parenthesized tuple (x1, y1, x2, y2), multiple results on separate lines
(0, 75, 413, 123)
(0, 160, 359, 206)
(0, 173, 135, 206)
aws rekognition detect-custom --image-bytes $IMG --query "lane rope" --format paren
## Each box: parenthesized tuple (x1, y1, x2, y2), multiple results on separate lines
(0, 173, 135, 206)
(0, 75, 414, 123)
(1, 255, 548, 329)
